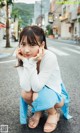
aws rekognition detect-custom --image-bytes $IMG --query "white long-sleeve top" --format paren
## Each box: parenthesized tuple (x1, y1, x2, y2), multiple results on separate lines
(17, 50, 62, 94)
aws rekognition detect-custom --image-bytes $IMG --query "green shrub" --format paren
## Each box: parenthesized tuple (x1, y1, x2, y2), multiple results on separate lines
(46, 25, 53, 35)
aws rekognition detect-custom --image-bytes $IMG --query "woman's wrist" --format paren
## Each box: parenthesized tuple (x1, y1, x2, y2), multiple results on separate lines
(18, 54, 25, 61)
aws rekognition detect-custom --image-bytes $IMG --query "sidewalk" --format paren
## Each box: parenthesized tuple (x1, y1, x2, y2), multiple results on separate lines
(0, 40, 18, 58)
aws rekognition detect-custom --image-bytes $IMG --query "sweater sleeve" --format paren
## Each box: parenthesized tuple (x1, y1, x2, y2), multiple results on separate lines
(17, 59, 32, 92)
(22, 56, 56, 92)
(30, 56, 56, 92)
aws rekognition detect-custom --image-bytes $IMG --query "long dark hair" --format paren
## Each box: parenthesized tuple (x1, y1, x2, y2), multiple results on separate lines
(17, 25, 47, 67)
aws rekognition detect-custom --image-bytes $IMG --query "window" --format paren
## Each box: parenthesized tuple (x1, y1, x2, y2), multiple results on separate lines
(75, 27, 77, 34)
(63, 6, 66, 15)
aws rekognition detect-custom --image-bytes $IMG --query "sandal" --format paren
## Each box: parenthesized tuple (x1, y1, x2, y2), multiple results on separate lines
(44, 112, 60, 133)
(28, 112, 42, 128)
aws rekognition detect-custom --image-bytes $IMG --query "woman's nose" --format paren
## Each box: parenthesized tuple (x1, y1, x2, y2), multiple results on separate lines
(25, 49, 30, 53)
(25, 46, 30, 53)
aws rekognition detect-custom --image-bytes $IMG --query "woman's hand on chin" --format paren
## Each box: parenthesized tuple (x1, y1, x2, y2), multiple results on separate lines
(31, 48, 43, 62)
(16, 48, 25, 61)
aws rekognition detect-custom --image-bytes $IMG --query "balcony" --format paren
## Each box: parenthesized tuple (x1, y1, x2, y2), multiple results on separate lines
(59, 12, 69, 21)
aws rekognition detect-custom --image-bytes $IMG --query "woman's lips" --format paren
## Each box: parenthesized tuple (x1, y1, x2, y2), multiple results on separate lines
(24, 54, 31, 57)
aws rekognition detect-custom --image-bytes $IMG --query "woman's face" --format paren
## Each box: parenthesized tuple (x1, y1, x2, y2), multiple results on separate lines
(20, 36, 40, 58)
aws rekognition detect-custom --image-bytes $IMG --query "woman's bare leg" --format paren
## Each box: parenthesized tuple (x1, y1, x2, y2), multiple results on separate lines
(28, 92, 42, 128)
(54, 98, 64, 108)
(21, 90, 33, 105)
(44, 107, 60, 132)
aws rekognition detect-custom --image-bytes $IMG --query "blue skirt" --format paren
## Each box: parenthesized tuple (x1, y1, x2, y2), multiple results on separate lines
(32, 83, 72, 119)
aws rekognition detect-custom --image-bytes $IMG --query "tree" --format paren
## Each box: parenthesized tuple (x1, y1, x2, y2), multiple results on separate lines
(11, 8, 23, 31)
(6, 0, 13, 47)
(0, 0, 13, 47)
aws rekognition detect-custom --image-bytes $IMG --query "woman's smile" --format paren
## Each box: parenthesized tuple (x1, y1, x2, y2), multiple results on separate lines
(24, 54, 31, 58)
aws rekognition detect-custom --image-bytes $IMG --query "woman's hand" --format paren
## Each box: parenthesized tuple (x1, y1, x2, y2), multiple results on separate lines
(32, 48, 44, 62)
(15, 48, 25, 61)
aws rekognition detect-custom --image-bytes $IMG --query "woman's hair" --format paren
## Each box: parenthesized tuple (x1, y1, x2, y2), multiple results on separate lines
(17, 25, 47, 67)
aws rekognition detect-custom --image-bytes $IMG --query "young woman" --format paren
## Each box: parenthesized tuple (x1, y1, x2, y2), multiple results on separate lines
(16, 25, 72, 133)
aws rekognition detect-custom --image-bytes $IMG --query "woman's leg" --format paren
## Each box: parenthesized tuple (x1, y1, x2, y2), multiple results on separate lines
(28, 111, 42, 128)
(54, 98, 64, 108)
(28, 93, 42, 128)
(28, 91, 64, 129)
(44, 107, 60, 133)
(21, 90, 33, 105)
(43, 99, 64, 132)
(20, 90, 33, 124)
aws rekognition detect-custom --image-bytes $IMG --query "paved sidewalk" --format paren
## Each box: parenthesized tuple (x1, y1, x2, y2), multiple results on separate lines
(0, 40, 18, 58)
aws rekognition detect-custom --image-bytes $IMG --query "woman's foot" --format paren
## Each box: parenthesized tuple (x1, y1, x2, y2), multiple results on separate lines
(43, 112, 60, 133)
(28, 112, 42, 128)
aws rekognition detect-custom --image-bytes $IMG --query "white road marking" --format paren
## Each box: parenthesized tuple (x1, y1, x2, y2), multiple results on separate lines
(0, 45, 79, 64)
(66, 45, 80, 50)
(0, 59, 16, 64)
(62, 47, 80, 54)
(48, 47, 69, 56)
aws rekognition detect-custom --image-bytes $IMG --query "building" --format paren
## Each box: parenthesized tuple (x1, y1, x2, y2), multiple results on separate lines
(60, 3, 71, 38)
(34, 0, 50, 30)
(59, 0, 80, 39)
(50, 0, 80, 39)
(33, 1, 41, 25)
(50, 0, 62, 37)
(0, 2, 12, 41)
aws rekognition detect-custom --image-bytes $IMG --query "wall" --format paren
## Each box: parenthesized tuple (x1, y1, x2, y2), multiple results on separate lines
(61, 22, 71, 38)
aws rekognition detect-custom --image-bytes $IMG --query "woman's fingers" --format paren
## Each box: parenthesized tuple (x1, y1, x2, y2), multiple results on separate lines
(39, 48, 42, 55)
(15, 48, 24, 60)
(32, 48, 43, 61)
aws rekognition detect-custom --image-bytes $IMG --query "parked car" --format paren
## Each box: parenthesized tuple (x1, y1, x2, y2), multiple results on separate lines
(3, 34, 6, 39)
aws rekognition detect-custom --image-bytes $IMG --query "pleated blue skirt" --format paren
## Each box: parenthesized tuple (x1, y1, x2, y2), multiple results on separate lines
(32, 83, 72, 119)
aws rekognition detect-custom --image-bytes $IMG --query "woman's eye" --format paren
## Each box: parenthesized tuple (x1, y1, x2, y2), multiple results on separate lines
(29, 44, 34, 47)
(30, 43, 37, 46)
(21, 43, 26, 46)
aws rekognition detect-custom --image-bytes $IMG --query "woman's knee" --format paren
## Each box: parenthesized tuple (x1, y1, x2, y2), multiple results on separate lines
(21, 90, 33, 101)
(55, 99, 64, 108)
(33, 93, 38, 101)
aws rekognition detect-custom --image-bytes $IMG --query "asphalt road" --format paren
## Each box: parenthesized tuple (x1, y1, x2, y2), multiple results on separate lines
(0, 39, 80, 133)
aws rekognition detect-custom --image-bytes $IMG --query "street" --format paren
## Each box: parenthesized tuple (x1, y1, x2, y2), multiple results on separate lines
(0, 39, 80, 133)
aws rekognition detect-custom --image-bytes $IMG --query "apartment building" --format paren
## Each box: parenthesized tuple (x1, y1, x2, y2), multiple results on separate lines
(60, 3, 71, 38)
(59, 0, 80, 39)
(50, 0, 80, 39)
(50, 0, 62, 37)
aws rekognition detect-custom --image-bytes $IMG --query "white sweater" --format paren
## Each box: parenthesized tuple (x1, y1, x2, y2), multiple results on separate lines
(17, 50, 62, 94)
